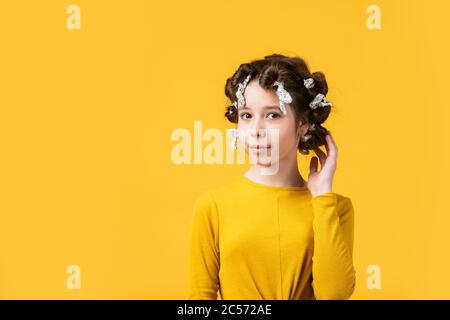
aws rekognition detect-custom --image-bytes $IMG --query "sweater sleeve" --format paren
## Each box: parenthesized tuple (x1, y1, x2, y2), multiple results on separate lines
(188, 190, 220, 300)
(310, 192, 356, 300)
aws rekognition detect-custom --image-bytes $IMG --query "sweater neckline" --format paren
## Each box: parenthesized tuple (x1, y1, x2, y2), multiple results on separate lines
(237, 175, 309, 192)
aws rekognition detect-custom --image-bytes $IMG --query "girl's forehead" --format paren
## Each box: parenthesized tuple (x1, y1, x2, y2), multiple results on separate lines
(242, 81, 279, 109)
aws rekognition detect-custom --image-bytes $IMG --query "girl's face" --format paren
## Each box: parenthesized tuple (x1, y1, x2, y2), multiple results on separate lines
(237, 80, 308, 165)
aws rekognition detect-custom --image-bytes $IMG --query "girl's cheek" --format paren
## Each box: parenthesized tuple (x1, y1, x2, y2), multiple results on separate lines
(278, 129, 296, 149)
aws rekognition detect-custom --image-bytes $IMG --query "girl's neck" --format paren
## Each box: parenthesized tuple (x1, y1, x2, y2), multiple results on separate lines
(244, 153, 306, 188)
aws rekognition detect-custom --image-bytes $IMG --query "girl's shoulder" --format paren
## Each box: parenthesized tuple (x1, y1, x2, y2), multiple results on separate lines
(193, 178, 241, 208)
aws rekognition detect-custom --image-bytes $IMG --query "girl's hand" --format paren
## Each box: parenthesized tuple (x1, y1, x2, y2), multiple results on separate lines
(306, 131, 338, 197)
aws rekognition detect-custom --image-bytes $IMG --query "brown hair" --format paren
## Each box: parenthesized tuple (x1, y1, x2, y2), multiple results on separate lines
(224, 54, 332, 155)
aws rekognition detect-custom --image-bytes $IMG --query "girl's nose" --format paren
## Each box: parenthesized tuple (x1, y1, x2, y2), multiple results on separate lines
(249, 119, 267, 138)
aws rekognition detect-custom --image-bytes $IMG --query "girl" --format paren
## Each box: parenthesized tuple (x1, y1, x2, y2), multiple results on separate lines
(188, 54, 356, 300)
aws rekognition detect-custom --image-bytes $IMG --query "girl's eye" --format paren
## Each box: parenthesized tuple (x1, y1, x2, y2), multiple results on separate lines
(240, 112, 252, 120)
(267, 112, 281, 119)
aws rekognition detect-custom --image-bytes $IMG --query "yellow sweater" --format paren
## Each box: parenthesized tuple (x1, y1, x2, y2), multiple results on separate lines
(188, 175, 356, 300)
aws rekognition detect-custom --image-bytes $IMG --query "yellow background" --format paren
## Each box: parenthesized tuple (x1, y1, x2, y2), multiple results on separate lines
(0, 0, 449, 299)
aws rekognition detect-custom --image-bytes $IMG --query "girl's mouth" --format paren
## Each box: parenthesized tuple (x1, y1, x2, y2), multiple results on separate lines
(249, 145, 271, 150)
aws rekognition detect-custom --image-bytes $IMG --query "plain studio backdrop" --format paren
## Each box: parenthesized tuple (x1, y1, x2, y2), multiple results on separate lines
(0, 0, 448, 299)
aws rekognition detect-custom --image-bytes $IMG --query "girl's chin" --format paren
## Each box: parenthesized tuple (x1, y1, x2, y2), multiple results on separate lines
(254, 158, 275, 167)
(245, 149, 279, 164)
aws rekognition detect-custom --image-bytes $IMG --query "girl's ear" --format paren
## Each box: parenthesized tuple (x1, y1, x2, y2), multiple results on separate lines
(296, 120, 309, 138)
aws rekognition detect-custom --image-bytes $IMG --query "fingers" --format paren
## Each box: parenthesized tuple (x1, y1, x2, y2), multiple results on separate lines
(310, 132, 338, 176)
(313, 147, 327, 169)
(309, 156, 318, 175)
(325, 131, 338, 160)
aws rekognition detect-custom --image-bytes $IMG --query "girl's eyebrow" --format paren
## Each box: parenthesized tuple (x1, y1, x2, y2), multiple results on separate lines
(262, 105, 280, 110)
